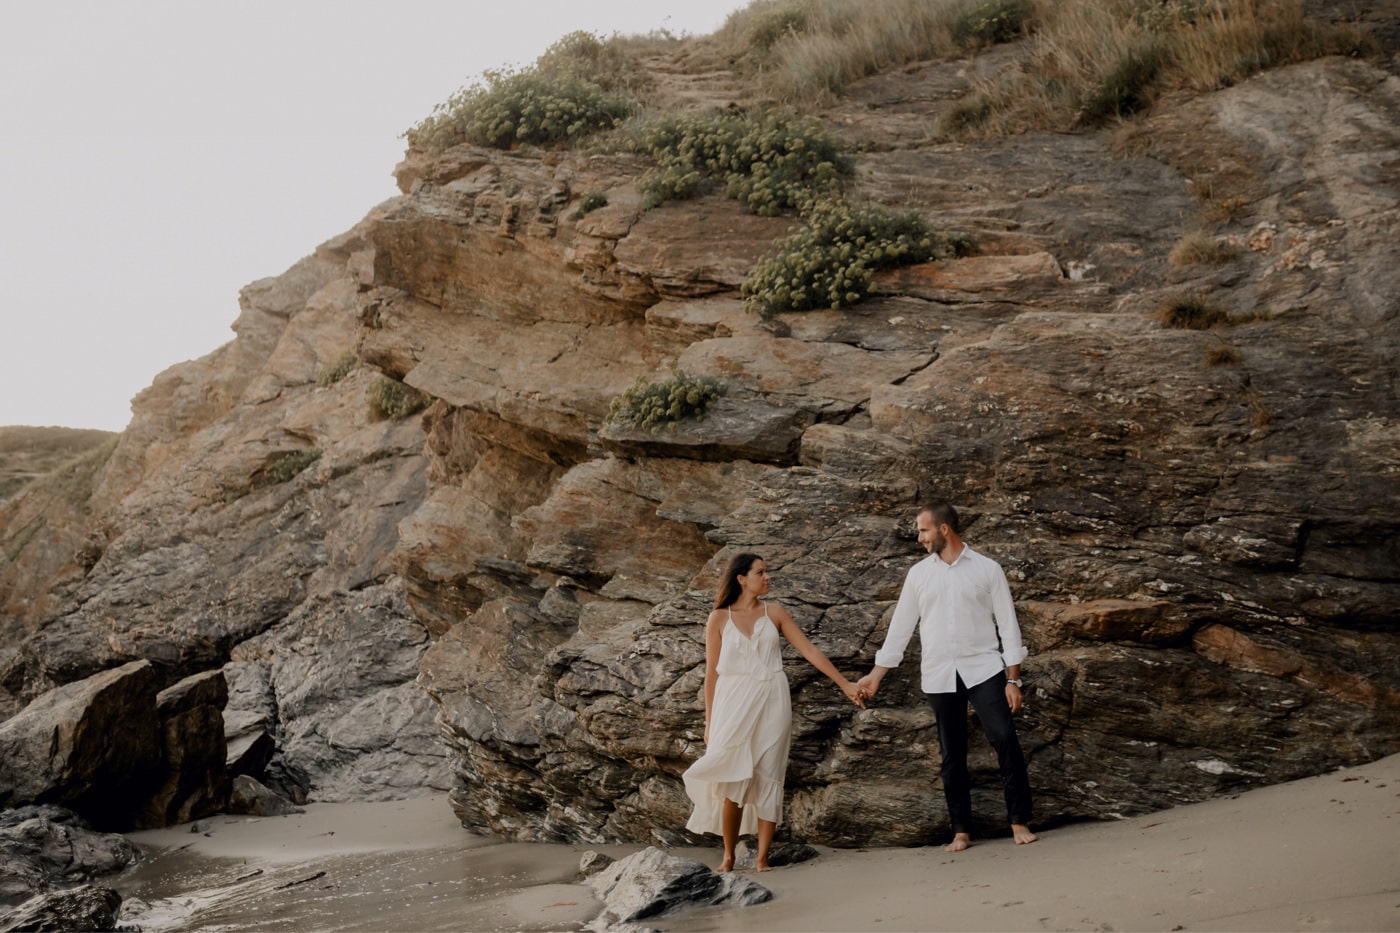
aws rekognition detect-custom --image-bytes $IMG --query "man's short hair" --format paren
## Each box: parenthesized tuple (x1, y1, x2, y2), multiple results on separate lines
(918, 501, 960, 533)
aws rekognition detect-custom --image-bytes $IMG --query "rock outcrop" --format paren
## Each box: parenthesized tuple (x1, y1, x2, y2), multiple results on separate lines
(1, 235, 451, 807)
(0, 37, 1395, 846)
(0, 806, 138, 910)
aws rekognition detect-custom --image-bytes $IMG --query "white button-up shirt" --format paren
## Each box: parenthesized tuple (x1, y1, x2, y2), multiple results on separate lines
(874, 546, 1028, 693)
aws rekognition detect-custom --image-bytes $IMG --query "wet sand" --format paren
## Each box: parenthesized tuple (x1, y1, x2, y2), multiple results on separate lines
(121, 754, 1400, 931)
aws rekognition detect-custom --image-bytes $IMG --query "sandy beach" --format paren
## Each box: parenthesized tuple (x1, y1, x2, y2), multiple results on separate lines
(120, 753, 1400, 932)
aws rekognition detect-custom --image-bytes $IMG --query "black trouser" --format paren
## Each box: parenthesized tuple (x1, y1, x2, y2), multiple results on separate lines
(925, 671, 1033, 833)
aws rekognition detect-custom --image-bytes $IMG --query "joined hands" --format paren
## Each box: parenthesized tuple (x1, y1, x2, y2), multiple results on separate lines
(841, 680, 866, 708)
(855, 673, 880, 703)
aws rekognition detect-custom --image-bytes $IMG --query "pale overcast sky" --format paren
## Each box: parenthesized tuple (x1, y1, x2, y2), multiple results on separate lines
(0, 1, 746, 432)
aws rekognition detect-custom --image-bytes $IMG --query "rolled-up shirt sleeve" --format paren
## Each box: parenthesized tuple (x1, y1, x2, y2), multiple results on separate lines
(874, 567, 923, 669)
(990, 562, 1028, 668)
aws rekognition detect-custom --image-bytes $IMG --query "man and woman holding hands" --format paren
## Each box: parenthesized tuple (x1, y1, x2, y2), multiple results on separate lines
(682, 501, 1037, 871)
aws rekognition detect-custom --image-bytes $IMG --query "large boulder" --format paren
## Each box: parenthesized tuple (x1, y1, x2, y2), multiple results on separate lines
(135, 670, 230, 829)
(0, 661, 161, 830)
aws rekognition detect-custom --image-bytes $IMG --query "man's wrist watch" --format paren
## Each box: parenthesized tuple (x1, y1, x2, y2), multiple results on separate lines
(1007, 678, 1023, 688)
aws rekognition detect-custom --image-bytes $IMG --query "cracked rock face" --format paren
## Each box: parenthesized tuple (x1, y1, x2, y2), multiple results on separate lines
(0, 54, 1396, 841)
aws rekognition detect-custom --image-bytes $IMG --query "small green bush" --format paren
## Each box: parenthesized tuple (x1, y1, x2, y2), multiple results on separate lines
(252, 448, 322, 491)
(535, 30, 652, 94)
(406, 68, 630, 152)
(606, 366, 725, 432)
(952, 0, 1032, 46)
(369, 376, 430, 421)
(633, 108, 850, 216)
(940, 95, 996, 135)
(576, 189, 609, 216)
(744, 198, 974, 315)
(1079, 41, 1165, 126)
(314, 351, 358, 388)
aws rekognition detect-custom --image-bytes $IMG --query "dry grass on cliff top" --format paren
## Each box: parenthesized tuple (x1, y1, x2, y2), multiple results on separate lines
(408, 0, 1372, 151)
(679, 0, 1370, 128)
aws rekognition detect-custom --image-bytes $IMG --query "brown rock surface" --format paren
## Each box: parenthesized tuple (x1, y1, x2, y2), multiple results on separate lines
(0, 44, 1396, 845)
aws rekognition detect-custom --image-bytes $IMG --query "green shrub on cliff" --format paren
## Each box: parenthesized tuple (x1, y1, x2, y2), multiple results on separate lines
(744, 198, 973, 315)
(575, 188, 609, 216)
(606, 366, 725, 432)
(632, 108, 850, 216)
(369, 376, 430, 421)
(314, 351, 358, 388)
(407, 68, 630, 152)
(405, 29, 667, 153)
(534, 30, 656, 94)
(251, 448, 322, 491)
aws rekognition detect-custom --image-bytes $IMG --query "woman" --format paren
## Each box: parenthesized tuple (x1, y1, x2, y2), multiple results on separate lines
(682, 552, 864, 872)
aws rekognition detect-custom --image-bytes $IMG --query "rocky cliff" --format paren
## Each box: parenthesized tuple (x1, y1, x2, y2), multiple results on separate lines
(1, 28, 1396, 846)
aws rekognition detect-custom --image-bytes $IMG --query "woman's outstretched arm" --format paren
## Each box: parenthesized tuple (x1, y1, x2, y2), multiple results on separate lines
(771, 604, 864, 707)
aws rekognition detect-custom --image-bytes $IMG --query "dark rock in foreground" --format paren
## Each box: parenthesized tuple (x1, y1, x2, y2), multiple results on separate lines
(0, 806, 137, 910)
(585, 846, 771, 930)
(0, 662, 161, 831)
(0, 885, 121, 933)
(137, 670, 230, 829)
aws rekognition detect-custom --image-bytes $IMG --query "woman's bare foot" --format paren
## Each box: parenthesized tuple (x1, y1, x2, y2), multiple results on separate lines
(945, 832, 972, 852)
(1012, 823, 1038, 845)
(755, 859, 772, 872)
(716, 856, 734, 873)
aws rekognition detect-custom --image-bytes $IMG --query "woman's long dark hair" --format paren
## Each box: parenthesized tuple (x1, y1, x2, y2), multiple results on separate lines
(714, 552, 763, 610)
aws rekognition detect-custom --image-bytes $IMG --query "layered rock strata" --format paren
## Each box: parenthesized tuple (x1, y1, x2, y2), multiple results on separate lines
(401, 56, 1400, 844)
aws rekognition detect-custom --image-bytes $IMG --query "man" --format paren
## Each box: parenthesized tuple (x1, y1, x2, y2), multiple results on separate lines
(857, 501, 1037, 851)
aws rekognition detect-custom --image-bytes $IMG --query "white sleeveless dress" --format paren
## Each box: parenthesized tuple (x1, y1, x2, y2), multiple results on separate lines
(683, 603, 792, 835)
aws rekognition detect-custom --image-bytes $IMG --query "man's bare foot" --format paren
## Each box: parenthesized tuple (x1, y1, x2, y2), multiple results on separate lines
(1012, 824, 1038, 845)
(755, 860, 772, 872)
(716, 856, 734, 873)
(944, 832, 972, 852)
